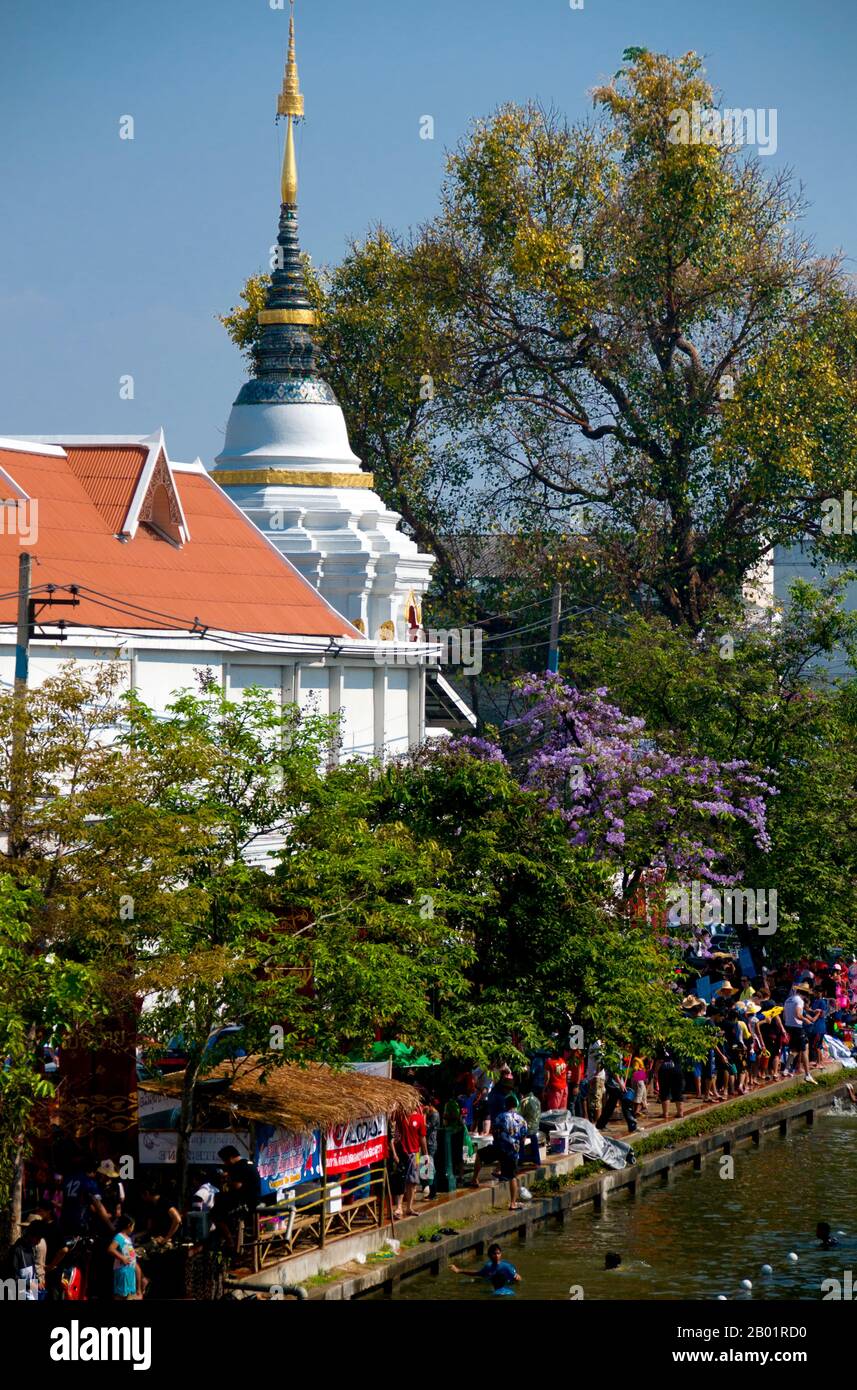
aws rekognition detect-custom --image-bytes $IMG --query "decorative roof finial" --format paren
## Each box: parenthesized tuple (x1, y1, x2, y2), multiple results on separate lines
(277, 0, 304, 205)
(237, 0, 332, 397)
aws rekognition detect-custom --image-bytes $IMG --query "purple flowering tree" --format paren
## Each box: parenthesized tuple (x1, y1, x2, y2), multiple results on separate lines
(462, 675, 776, 903)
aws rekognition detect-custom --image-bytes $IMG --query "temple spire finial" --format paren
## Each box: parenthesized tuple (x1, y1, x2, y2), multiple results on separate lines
(249, 0, 321, 382)
(277, 0, 304, 205)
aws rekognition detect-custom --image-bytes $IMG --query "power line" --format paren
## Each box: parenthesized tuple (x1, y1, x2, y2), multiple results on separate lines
(44, 587, 349, 654)
(480, 602, 605, 646)
(474, 594, 554, 625)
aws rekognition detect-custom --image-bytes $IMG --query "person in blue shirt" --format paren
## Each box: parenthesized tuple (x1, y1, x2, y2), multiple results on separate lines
(451, 1243, 521, 1290)
(808, 987, 829, 1064)
(59, 1157, 113, 1242)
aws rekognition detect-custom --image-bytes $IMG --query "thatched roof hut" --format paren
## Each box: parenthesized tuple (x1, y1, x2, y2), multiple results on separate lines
(139, 1057, 421, 1134)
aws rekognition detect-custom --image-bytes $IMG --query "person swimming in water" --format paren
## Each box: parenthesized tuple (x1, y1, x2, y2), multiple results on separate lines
(816, 1221, 839, 1249)
(451, 1242, 521, 1290)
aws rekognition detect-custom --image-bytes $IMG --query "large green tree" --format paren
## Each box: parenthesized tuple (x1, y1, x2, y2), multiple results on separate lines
(286, 742, 708, 1069)
(0, 875, 92, 1245)
(125, 683, 494, 1199)
(414, 48, 857, 630)
(0, 664, 185, 1244)
(224, 47, 857, 643)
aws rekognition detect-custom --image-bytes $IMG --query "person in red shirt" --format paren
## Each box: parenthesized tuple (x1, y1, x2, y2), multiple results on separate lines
(567, 1049, 585, 1115)
(542, 1049, 569, 1111)
(391, 1106, 427, 1219)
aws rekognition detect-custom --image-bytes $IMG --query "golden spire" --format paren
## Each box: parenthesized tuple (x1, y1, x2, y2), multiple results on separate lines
(277, 0, 304, 205)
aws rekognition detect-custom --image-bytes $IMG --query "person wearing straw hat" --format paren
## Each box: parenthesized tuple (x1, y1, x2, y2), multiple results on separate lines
(782, 983, 817, 1083)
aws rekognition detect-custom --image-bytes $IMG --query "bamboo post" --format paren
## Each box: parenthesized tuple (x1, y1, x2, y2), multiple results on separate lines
(319, 1136, 327, 1249)
(250, 1121, 261, 1273)
(385, 1164, 397, 1238)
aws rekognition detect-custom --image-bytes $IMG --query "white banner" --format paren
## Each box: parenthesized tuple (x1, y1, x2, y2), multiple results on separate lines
(348, 1060, 393, 1078)
(138, 1129, 251, 1165)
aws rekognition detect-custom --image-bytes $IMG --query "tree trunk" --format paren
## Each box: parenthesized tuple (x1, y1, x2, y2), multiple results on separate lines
(1, 1143, 25, 1253)
(175, 1051, 204, 1213)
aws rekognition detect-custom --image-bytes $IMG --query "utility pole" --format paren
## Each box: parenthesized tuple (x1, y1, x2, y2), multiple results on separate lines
(9, 551, 31, 859)
(547, 580, 562, 673)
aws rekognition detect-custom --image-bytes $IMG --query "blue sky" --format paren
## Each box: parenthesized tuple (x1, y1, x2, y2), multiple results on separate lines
(1, 0, 855, 464)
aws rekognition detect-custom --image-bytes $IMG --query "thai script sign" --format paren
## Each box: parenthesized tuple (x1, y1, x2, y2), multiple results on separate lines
(325, 1112, 387, 1174)
(254, 1124, 322, 1195)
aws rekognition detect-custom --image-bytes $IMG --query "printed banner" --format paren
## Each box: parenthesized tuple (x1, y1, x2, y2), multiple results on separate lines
(137, 1089, 181, 1130)
(254, 1124, 322, 1195)
(138, 1129, 250, 1165)
(348, 1060, 393, 1078)
(325, 1112, 388, 1174)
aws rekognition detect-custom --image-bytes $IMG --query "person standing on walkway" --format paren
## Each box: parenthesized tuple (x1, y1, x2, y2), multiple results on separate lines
(808, 985, 829, 1065)
(91, 1159, 125, 1302)
(519, 1075, 542, 1164)
(422, 1096, 440, 1199)
(595, 1068, 638, 1134)
(391, 1104, 427, 1219)
(783, 983, 817, 1084)
(492, 1097, 528, 1211)
(585, 1040, 606, 1124)
(108, 1215, 141, 1301)
(542, 1047, 569, 1112)
(655, 1042, 685, 1120)
(487, 1065, 515, 1128)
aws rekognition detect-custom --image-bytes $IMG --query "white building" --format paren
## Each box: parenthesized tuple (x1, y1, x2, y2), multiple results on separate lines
(0, 434, 430, 806)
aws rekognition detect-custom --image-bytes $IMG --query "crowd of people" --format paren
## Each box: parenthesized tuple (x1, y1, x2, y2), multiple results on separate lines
(386, 954, 857, 1218)
(7, 1143, 262, 1301)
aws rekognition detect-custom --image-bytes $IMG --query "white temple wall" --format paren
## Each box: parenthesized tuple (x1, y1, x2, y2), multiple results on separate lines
(340, 666, 375, 758)
(384, 667, 410, 757)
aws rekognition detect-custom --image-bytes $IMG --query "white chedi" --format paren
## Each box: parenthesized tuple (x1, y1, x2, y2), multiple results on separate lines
(214, 395, 434, 641)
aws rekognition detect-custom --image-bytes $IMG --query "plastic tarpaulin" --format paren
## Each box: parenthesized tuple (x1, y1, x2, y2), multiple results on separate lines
(824, 1034, 857, 1068)
(567, 1118, 635, 1169)
(540, 1112, 635, 1169)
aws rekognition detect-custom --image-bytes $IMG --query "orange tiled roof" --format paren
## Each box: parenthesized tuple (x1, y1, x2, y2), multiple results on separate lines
(64, 445, 149, 534)
(0, 443, 356, 639)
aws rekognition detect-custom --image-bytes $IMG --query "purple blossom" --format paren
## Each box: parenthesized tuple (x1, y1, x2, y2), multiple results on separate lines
(448, 734, 507, 764)
(504, 673, 777, 895)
